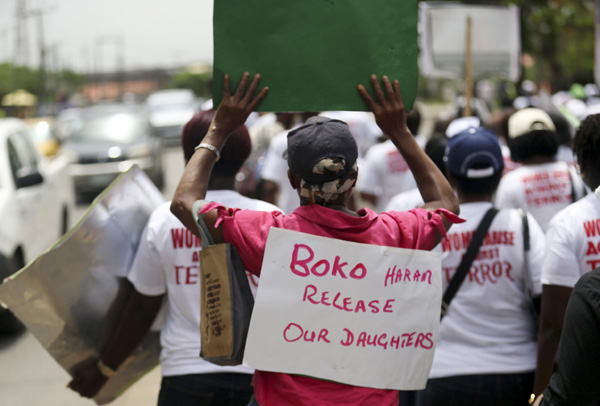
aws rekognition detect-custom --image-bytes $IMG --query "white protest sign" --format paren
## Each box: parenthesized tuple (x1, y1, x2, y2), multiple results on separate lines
(419, 3, 521, 81)
(243, 228, 442, 390)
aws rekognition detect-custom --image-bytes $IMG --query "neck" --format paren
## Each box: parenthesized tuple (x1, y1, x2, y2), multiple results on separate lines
(208, 177, 236, 191)
(458, 194, 493, 204)
(523, 156, 556, 165)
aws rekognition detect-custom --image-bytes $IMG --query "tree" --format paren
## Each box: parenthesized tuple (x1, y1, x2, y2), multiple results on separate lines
(169, 71, 212, 99)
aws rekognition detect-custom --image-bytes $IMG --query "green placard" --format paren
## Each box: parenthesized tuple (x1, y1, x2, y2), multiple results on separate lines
(213, 0, 418, 112)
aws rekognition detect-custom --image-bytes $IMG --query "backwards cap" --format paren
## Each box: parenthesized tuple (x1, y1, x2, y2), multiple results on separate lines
(284, 116, 358, 184)
(445, 127, 504, 178)
(508, 108, 556, 139)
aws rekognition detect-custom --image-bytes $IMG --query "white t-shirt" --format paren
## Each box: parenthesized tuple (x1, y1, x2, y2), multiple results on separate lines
(542, 193, 600, 288)
(494, 161, 586, 232)
(429, 202, 545, 378)
(356, 139, 418, 213)
(385, 188, 424, 212)
(127, 192, 281, 377)
(320, 111, 381, 158)
(259, 130, 299, 214)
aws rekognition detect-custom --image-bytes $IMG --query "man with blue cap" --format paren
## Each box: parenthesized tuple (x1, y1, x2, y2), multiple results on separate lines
(417, 126, 546, 406)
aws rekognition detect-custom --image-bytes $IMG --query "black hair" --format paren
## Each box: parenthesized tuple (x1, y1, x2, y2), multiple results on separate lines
(425, 134, 448, 176)
(507, 130, 559, 162)
(549, 112, 574, 147)
(181, 110, 251, 177)
(450, 168, 502, 198)
(574, 113, 600, 183)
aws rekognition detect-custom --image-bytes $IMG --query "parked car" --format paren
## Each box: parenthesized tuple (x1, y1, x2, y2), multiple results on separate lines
(145, 89, 198, 146)
(24, 116, 62, 157)
(0, 117, 74, 332)
(61, 103, 164, 204)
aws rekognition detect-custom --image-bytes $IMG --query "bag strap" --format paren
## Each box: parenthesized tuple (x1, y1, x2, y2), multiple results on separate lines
(441, 207, 499, 319)
(519, 208, 536, 299)
(569, 168, 577, 204)
(195, 213, 216, 249)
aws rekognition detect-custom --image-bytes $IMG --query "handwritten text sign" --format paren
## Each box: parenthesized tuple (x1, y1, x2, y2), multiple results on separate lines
(243, 228, 442, 390)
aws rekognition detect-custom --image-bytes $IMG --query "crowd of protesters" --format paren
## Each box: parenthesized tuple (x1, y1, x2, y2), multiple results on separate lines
(233, 79, 600, 406)
(69, 74, 600, 406)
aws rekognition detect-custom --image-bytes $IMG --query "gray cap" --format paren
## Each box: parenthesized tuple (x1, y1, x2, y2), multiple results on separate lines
(284, 116, 358, 184)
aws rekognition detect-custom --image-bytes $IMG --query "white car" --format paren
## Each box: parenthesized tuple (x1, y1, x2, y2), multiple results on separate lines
(145, 89, 198, 146)
(0, 118, 74, 331)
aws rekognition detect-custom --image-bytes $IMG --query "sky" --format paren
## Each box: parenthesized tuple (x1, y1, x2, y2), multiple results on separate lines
(0, 0, 214, 72)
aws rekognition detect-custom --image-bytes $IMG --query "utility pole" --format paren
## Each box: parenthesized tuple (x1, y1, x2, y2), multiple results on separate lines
(116, 36, 125, 100)
(29, 4, 56, 111)
(14, 0, 30, 89)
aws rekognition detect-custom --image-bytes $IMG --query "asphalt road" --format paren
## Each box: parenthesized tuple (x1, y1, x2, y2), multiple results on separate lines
(0, 146, 185, 406)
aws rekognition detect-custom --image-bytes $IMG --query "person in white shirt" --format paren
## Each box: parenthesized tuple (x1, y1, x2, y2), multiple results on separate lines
(385, 133, 447, 212)
(68, 110, 281, 405)
(260, 127, 301, 214)
(532, 113, 600, 399)
(417, 127, 546, 406)
(494, 108, 586, 232)
(356, 107, 422, 212)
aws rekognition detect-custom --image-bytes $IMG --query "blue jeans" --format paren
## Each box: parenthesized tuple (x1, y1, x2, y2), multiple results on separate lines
(415, 372, 534, 406)
(158, 373, 254, 406)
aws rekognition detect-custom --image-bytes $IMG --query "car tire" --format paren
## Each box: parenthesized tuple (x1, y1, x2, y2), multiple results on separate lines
(0, 254, 24, 334)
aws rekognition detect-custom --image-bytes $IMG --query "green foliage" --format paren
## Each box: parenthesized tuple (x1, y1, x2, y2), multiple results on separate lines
(0, 63, 39, 97)
(0, 63, 85, 105)
(169, 71, 212, 98)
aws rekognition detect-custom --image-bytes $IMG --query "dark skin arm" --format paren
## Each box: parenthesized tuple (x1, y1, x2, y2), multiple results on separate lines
(68, 290, 164, 398)
(358, 75, 460, 244)
(170, 72, 269, 243)
(171, 74, 459, 246)
(533, 284, 573, 396)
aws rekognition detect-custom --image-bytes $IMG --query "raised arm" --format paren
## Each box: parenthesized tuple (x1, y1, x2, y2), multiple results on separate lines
(358, 75, 459, 237)
(170, 72, 268, 241)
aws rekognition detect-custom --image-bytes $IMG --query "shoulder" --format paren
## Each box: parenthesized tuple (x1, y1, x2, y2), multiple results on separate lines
(576, 267, 600, 289)
(551, 194, 598, 225)
(499, 166, 526, 183)
(385, 188, 423, 212)
(147, 202, 180, 231)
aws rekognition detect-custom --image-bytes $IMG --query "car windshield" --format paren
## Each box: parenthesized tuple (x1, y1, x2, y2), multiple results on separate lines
(71, 112, 147, 143)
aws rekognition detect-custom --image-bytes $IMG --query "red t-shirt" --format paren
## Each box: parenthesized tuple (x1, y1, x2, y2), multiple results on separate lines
(199, 203, 459, 406)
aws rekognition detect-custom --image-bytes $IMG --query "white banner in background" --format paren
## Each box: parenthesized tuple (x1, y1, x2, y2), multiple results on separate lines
(244, 228, 442, 391)
(419, 2, 521, 81)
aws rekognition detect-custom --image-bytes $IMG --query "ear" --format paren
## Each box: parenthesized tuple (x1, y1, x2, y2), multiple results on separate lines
(287, 169, 298, 189)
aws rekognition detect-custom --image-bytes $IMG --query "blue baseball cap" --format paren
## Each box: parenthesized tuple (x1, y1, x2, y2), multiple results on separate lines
(445, 127, 504, 178)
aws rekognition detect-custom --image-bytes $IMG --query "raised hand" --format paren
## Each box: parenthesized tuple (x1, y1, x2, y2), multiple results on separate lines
(211, 72, 269, 138)
(357, 74, 410, 139)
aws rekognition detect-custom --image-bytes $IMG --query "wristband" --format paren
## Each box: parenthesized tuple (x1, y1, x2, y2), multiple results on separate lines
(195, 142, 220, 161)
(97, 359, 116, 377)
